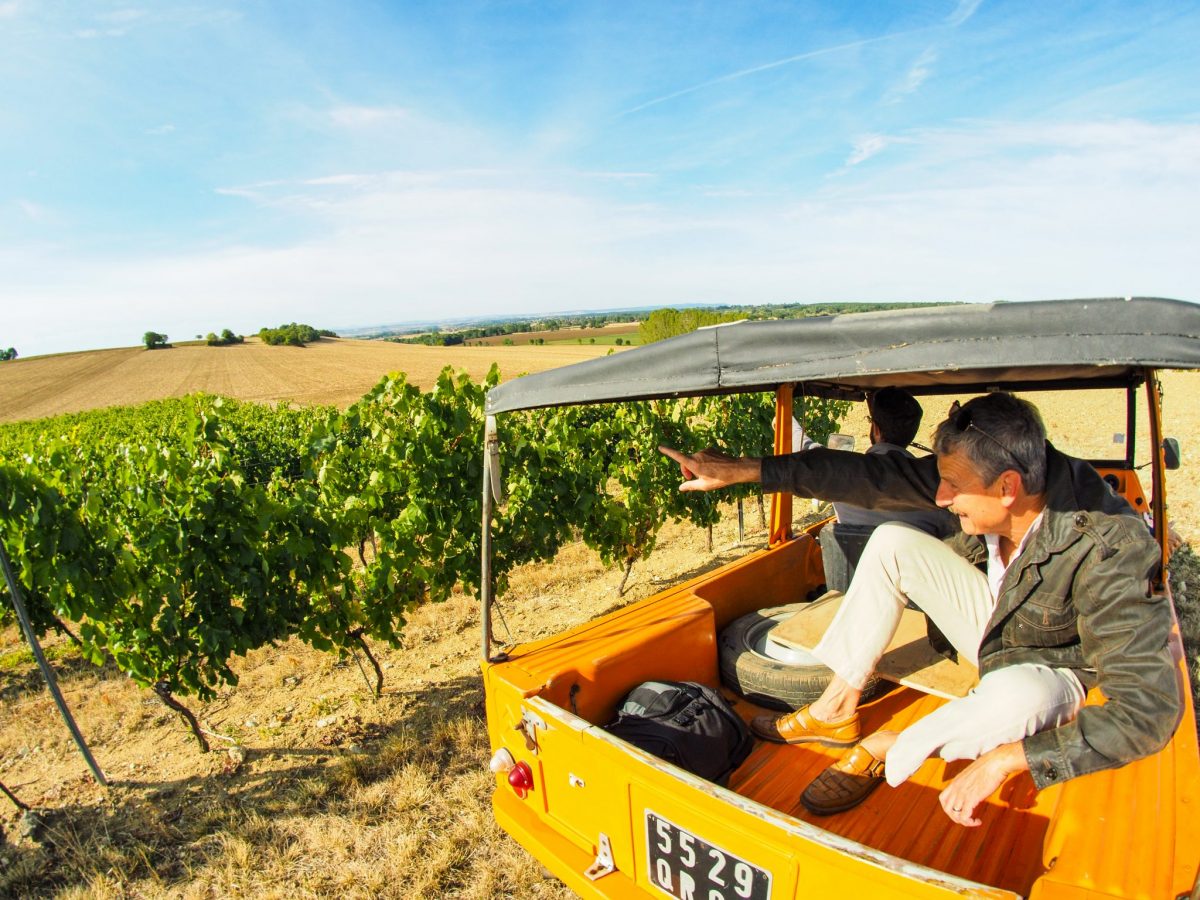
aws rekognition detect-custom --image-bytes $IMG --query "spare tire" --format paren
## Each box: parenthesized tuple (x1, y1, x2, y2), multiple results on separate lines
(718, 604, 885, 711)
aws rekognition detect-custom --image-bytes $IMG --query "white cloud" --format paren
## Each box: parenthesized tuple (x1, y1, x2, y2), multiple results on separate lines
(16, 199, 62, 225)
(621, 27, 935, 116)
(846, 134, 891, 166)
(5, 119, 1199, 357)
(0, 1, 22, 18)
(146, 123, 176, 135)
(303, 174, 372, 187)
(581, 171, 656, 181)
(886, 48, 937, 103)
(946, 0, 983, 27)
(98, 8, 147, 25)
(328, 105, 410, 128)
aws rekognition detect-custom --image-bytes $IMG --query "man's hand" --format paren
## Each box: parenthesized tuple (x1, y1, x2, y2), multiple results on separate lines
(939, 741, 1028, 827)
(658, 446, 763, 492)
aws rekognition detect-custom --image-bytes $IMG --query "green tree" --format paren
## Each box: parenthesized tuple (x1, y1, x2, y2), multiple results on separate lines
(143, 332, 169, 350)
(206, 329, 244, 347)
(258, 323, 322, 346)
(638, 308, 740, 344)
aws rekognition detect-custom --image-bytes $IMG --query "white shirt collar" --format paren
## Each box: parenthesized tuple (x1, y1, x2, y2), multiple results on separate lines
(984, 511, 1045, 600)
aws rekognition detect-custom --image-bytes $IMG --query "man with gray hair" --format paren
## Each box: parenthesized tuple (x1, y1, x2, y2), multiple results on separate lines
(661, 392, 1181, 826)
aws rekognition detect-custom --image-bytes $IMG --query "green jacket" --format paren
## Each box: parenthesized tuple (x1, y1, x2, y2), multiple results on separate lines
(761, 443, 1182, 789)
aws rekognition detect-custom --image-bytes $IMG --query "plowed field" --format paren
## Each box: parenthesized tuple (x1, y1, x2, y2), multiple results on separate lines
(0, 338, 612, 423)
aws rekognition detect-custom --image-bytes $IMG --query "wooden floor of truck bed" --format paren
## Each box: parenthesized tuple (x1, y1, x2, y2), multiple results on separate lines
(724, 678, 1199, 898)
(725, 685, 1057, 896)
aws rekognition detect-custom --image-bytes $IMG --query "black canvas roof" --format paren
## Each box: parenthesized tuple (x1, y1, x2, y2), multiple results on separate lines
(486, 297, 1200, 414)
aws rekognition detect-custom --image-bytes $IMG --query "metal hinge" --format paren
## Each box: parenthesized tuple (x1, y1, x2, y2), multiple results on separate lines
(584, 832, 615, 881)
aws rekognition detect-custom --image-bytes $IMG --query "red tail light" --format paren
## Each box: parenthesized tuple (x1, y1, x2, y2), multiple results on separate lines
(508, 761, 534, 799)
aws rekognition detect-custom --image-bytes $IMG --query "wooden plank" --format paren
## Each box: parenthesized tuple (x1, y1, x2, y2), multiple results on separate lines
(769, 591, 979, 699)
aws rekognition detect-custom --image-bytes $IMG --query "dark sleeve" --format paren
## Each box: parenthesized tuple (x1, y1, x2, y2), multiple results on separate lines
(760, 447, 943, 512)
(1022, 522, 1182, 788)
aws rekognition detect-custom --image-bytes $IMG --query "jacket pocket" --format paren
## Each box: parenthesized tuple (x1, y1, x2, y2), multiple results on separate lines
(1009, 590, 1079, 648)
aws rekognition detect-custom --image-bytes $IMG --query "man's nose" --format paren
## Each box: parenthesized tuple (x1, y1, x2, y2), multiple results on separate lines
(935, 481, 953, 508)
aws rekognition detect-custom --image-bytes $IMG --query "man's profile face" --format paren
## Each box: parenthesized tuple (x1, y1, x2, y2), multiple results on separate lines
(934, 447, 1009, 535)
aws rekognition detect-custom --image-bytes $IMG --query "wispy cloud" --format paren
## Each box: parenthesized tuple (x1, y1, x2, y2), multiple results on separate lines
(73, 6, 238, 38)
(0, 1, 22, 19)
(328, 105, 410, 128)
(145, 123, 176, 136)
(13, 117, 1195, 356)
(946, 0, 983, 27)
(886, 48, 937, 103)
(845, 134, 891, 166)
(98, 8, 147, 25)
(303, 173, 374, 187)
(581, 171, 656, 181)
(16, 199, 62, 225)
(620, 27, 933, 116)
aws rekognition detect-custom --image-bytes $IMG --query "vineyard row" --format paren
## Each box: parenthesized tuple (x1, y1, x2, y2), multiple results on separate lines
(0, 366, 848, 746)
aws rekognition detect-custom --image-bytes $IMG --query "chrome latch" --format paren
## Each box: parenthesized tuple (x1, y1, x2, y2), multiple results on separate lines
(584, 832, 615, 881)
(515, 709, 546, 754)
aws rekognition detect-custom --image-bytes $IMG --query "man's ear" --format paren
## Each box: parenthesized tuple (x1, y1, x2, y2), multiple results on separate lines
(998, 469, 1023, 505)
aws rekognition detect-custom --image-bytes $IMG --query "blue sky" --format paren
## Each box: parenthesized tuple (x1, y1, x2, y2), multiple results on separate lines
(2, 1, 1199, 357)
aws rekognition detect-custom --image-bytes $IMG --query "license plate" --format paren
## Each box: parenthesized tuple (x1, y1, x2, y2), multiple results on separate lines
(645, 811, 772, 900)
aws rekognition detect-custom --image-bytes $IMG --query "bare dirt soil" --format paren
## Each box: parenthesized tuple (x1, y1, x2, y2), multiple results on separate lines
(0, 339, 613, 423)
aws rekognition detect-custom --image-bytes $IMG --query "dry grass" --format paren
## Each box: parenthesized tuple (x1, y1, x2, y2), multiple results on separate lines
(0, 338, 613, 423)
(0, 509, 767, 898)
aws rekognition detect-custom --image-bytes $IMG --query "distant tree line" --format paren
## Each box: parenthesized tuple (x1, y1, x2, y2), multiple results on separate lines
(638, 301, 960, 344)
(206, 329, 244, 346)
(386, 302, 957, 347)
(387, 312, 635, 346)
(0, 348, 16, 361)
(258, 324, 338, 347)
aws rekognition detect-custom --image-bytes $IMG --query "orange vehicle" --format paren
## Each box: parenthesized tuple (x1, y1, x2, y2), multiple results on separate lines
(477, 297, 1200, 899)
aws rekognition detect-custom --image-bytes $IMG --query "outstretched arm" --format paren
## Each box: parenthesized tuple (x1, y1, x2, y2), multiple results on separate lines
(659, 446, 763, 492)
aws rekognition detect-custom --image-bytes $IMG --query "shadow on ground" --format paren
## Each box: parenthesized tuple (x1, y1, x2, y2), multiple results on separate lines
(0, 672, 488, 897)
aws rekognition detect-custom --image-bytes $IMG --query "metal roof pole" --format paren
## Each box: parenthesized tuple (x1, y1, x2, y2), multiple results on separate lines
(0, 539, 107, 787)
(1144, 370, 1170, 589)
(769, 384, 795, 546)
(1125, 383, 1138, 470)
(480, 415, 506, 662)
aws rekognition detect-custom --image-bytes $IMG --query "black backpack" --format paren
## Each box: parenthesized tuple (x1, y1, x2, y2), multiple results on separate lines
(604, 681, 754, 785)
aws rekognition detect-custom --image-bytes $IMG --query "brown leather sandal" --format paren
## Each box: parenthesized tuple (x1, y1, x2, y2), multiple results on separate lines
(750, 705, 860, 746)
(800, 744, 886, 815)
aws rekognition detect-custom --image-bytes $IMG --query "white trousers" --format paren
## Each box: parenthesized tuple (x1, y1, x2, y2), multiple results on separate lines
(812, 522, 1086, 786)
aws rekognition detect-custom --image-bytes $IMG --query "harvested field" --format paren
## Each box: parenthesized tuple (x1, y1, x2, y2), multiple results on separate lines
(0, 338, 613, 423)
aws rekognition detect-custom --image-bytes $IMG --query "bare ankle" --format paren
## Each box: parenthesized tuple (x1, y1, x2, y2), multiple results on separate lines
(809, 696, 858, 722)
(860, 730, 899, 759)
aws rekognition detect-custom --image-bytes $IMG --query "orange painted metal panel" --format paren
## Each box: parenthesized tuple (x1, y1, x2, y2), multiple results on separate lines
(483, 513, 1200, 900)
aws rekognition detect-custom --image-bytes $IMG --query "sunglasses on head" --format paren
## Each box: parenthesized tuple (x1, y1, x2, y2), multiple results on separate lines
(947, 400, 1029, 476)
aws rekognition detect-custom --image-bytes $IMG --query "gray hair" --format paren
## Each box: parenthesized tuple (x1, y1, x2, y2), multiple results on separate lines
(932, 392, 1047, 494)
